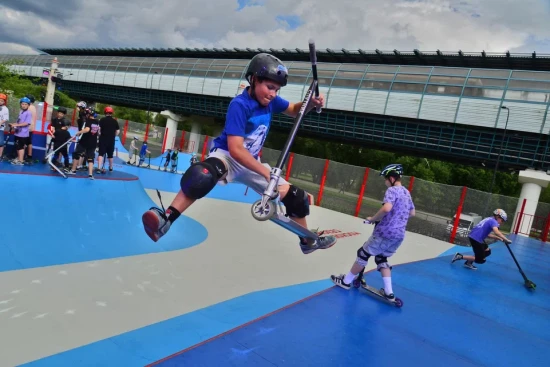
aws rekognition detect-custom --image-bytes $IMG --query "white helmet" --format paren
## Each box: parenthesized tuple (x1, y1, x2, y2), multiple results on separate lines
(493, 209, 508, 222)
(77, 101, 87, 108)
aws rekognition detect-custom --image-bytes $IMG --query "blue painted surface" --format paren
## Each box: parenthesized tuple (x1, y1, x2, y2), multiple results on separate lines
(21, 280, 332, 367)
(0, 173, 208, 272)
(156, 238, 550, 367)
(111, 156, 261, 204)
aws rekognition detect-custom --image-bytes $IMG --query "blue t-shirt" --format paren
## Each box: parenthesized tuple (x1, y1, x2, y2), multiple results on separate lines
(469, 217, 499, 243)
(140, 144, 148, 156)
(212, 87, 290, 158)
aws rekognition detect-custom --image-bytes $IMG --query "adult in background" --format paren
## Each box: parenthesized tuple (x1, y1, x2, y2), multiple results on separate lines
(97, 106, 120, 173)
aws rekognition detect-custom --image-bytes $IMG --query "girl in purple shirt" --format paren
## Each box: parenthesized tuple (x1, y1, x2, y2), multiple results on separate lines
(9, 97, 32, 165)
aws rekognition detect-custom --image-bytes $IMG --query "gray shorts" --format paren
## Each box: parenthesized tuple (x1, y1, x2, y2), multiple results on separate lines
(362, 234, 404, 258)
(208, 148, 289, 195)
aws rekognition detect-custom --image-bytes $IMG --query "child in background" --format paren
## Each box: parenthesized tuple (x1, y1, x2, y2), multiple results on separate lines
(51, 118, 71, 170)
(170, 149, 179, 172)
(451, 209, 511, 270)
(138, 141, 150, 166)
(0, 93, 9, 160)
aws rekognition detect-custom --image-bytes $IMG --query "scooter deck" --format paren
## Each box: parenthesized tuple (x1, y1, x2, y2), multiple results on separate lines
(360, 283, 403, 308)
(269, 212, 320, 242)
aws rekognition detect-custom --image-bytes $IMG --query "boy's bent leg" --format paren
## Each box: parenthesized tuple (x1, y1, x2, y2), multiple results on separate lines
(142, 156, 228, 242)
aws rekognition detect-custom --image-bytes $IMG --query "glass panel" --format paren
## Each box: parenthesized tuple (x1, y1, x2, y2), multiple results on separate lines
(428, 75, 466, 85)
(360, 80, 391, 90)
(469, 69, 510, 78)
(425, 84, 463, 96)
(507, 79, 550, 92)
(367, 65, 399, 73)
(391, 82, 425, 93)
(467, 77, 508, 87)
(206, 64, 227, 78)
(430, 67, 470, 76)
(363, 72, 395, 81)
(505, 91, 549, 103)
(394, 73, 429, 83)
(511, 70, 550, 81)
(287, 66, 310, 84)
(317, 62, 341, 71)
(397, 66, 432, 74)
(337, 63, 368, 72)
(463, 87, 503, 98)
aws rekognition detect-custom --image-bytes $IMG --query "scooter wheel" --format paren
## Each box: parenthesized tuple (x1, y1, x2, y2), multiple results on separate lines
(525, 280, 536, 289)
(352, 278, 361, 288)
(251, 199, 276, 221)
(394, 298, 404, 308)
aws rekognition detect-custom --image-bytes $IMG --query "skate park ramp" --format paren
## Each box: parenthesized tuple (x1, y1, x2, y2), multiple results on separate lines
(1, 159, 549, 367)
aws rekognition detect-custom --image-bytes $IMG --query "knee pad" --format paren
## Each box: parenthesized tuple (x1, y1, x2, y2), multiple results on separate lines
(72, 151, 82, 160)
(87, 157, 94, 163)
(356, 246, 371, 267)
(180, 157, 227, 200)
(375, 255, 392, 271)
(281, 185, 310, 218)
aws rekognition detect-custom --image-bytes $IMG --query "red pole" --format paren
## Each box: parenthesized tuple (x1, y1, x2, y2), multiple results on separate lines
(161, 127, 168, 154)
(201, 136, 209, 161)
(316, 159, 330, 206)
(514, 198, 527, 235)
(354, 167, 370, 217)
(450, 186, 468, 244)
(285, 153, 294, 181)
(71, 108, 76, 126)
(541, 213, 550, 243)
(179, 131, 186, 151)
(122, 120, 129, 145)
(41, 102, 48, 133)
(408, 176, 415, 193)
(144, 123, 150, 143)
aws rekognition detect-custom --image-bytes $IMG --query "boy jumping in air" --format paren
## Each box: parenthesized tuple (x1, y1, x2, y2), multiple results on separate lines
(141, 52, 337, 254)
(451, 209, 511, 270)
(331, 164, 415, 301)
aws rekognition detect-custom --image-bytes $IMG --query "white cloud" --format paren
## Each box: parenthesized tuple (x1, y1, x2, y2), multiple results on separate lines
(0, 0, 548, 55)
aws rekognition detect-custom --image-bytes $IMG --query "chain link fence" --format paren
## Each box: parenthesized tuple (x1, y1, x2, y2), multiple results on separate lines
(2, 96, 549, 243)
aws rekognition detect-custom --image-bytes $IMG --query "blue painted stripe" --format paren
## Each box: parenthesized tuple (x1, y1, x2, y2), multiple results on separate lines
(160, 240, 550, 366)
(20, 280, 332, 366)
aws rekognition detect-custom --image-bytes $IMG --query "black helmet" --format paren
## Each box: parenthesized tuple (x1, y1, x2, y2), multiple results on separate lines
(25, 94, 36, 103)
(245, 53, 288, 87)
(57, 106, 67, 114)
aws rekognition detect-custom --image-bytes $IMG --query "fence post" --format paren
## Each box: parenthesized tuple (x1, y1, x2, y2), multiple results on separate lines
(201, 136, 209, 161)
(316, 159, 330, 206)
(354, 167, 370, 217)
(450, 186, 468, 244)
(41, 101, 48, 133)
(161, 127, 169, 154)
(144, 123, 150, 143)
(285, 152, 295, 181)
(179, 131, 186, 151)
(541, 213, 550, 243)
(408, 176, 415, 193)
(122, 120, 129, 145)
(514, 198, 527, 235)
(71, 108, 76, 126)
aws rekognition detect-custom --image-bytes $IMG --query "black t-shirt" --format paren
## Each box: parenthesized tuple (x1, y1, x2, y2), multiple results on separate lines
(51, 117, 69, 132)
(54, 129, 71, 144)
(77, 110, 86, 129)
(79, 118, 100, 148)
(98, 116, 120, 142)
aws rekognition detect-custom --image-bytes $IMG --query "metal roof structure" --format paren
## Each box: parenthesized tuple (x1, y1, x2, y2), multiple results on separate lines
(37, 47, 550, 71)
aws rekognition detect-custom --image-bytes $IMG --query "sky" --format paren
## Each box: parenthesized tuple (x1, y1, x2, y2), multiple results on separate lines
(0, 0, 549, 55)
